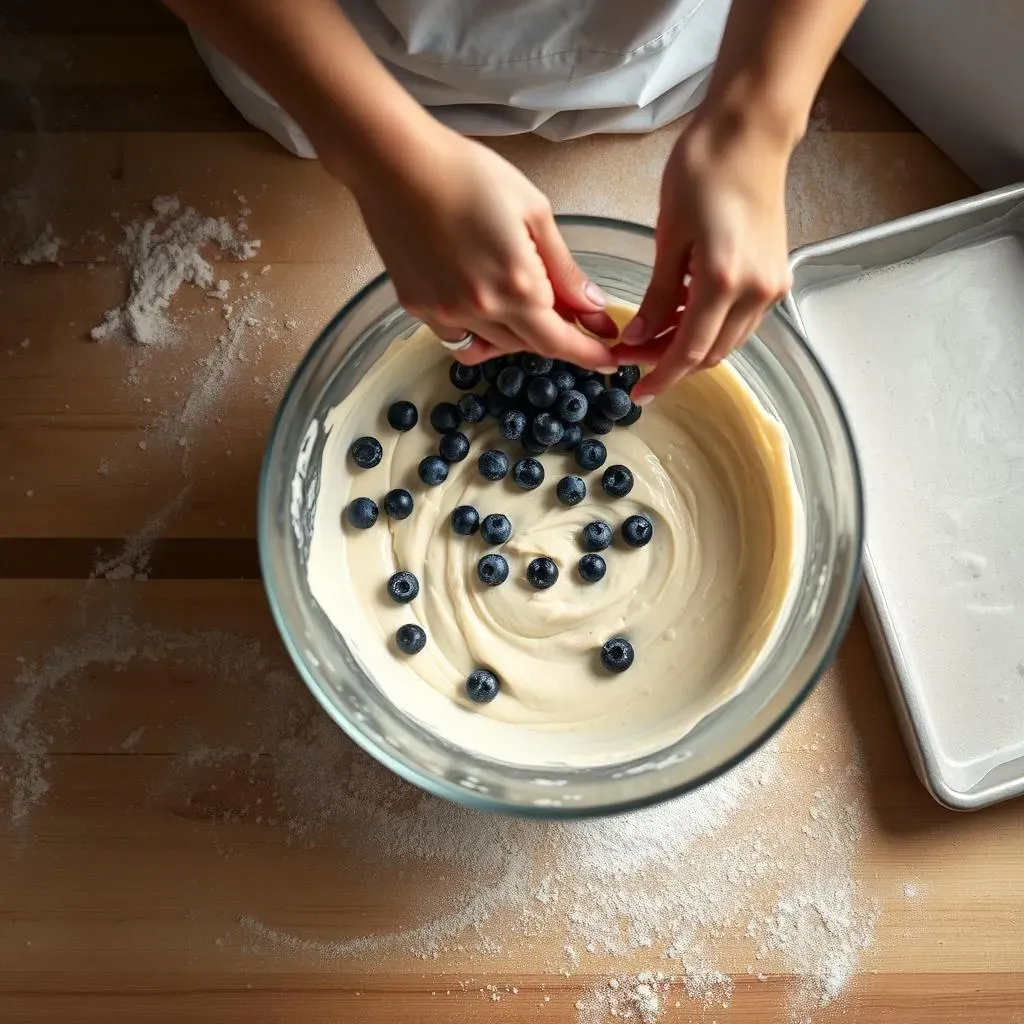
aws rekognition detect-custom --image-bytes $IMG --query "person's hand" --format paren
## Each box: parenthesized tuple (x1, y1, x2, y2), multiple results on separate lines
(350, 127, 618, 368)
(618, 110, 794, 400)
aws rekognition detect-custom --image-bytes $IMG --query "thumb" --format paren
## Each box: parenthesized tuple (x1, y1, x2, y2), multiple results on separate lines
(620, 242, 688, 346)
(530, 212, 607, 314)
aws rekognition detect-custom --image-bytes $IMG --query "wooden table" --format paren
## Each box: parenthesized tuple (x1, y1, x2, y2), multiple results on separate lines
(2, 7, 1022, 1022)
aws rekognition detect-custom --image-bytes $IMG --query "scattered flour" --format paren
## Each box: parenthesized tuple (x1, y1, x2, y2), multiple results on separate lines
(18, 222, 62, 265)
(91, 485, 191, 581)
(1, 595, 878, 1022)
(208, 279, 230, 300)
(90, 196, 261, 345)
(578, 972, 669, 1024)
(120, 726, 146, 751)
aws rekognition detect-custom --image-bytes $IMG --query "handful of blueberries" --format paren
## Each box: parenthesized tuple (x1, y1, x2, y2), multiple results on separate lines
(344, 351, 653, 706)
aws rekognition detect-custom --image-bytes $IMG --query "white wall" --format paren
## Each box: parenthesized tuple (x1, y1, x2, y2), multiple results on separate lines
(843, 0, 1024, 188)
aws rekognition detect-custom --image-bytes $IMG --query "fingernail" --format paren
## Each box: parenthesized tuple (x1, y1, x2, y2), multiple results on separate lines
(598, 365, 616, 375)
(634, 394, 655, 407)
(620, 317, 646, 346)
(584, 282, 607, 308)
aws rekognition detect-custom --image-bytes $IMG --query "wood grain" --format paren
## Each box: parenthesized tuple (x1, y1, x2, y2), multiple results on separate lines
(1, 9, 1022, 1024)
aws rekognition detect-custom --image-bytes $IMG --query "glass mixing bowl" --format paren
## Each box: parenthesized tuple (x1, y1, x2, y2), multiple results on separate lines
(258, 216, 863, 818)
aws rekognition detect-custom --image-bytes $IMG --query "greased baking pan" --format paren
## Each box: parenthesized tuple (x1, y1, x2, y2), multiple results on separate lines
(785, 182, 1024, 810)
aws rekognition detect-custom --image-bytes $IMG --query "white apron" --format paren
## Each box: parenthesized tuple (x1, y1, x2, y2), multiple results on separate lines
(193, 0, 730, 157)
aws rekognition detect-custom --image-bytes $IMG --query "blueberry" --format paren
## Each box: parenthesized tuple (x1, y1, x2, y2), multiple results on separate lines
(532, 412, 564, 447)
(450, 505, 480, 536)
(387, 570, 419, 604)
(349, 435, 383, 469)
(346, 497, 378, 529)
(585, 411, 615, 435)
(449, 362, 481, 390)
(497, 365, 525, 398)
(480, 513, 512, 546)
(611, 365, 642, 393)
(476, 553, 509, 586)
(579, 377, 605, 403)
(430, 402, 462, 434)
(552, 369, 576, 393)
(395, 623, 426, 655)
(520, 435, 550, 457)
(574, 438, 607, 471)
(383, 488, 414, 520)
(526, 556, 559, 589)
(386, 400, 418, 432)
(458, 391, 488, 424)
(482, 357, 506, 383)
(485, 385, 509, 419)
(619, 401, 643, 427)
(466, 668, 500, 704)
(500, 408, 527, 441)
(439, 430, 470, 463)
(581, 520, 613, 551)
(512, 458, 545, 490)
(556, 389, 588, 424)
(418, 455, 449, 486)
(556, 475, 587, 507)
(622, 513, 654, 548)
(478, 448, 510, 481)
(598, 387, 632, 421)
(521, 354, 554, 376)
(526, 376, 558, 409)
(578, 553, 607, 583)
(555, 423, 584, 453)
(600, 636, 635, 673)
(602, 464, 634, 498)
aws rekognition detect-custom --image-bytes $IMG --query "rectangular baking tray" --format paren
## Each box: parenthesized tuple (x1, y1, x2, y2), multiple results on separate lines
(785, 182, 1024, 811)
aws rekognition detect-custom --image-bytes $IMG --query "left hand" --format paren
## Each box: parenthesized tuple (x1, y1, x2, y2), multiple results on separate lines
(618, 109, 794, 400)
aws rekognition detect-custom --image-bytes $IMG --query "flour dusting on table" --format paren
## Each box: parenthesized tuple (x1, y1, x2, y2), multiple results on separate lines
(1, 602, 876, 1020)
(91, 195, 261, 345)
(17, 222, 62, 265)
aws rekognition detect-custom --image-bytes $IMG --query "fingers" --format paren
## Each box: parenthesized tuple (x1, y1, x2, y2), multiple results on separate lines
(530, 211, 608, 316)
(703, 300, 765, 369)
(512, 308, 616, 370)
(429, 322, 472, 345)
(454, 336, 504, 365)
(554, 300, 619, 339)
(620, 244, 689, 347)
(630, 277, 732, 400)
(448, 319, 523, 366)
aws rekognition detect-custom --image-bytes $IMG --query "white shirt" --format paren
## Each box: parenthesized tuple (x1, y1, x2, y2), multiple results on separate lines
(193, 0, 729, 156)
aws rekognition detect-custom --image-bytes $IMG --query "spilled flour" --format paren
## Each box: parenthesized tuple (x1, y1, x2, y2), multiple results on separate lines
(17, 222, 62, 265)
(0, 599, 877, 1023)
(91, 195, 261, 345)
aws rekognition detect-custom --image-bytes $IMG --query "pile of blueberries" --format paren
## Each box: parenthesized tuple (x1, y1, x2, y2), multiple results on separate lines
(344, 352, 653, 705)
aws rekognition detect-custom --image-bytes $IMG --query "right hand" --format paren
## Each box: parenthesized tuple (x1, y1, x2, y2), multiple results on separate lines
(349, 128, 618, 368)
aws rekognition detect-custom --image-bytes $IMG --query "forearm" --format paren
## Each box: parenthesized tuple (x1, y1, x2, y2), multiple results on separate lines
(163, 0, 443, 186)
(704, 0, 866, 148)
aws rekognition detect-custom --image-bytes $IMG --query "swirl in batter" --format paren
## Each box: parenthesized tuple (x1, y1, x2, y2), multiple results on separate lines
(308, 309, 804, 767)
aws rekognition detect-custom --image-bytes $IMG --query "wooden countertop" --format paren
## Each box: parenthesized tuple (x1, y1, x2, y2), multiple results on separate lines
(2, 7, 1022, 1023)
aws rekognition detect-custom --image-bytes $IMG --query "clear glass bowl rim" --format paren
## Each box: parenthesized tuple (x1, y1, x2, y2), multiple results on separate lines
(257, 214, 865, 818)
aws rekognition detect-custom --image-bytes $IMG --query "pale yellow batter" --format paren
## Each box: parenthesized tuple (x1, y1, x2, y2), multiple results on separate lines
(308, 306, 804, 767)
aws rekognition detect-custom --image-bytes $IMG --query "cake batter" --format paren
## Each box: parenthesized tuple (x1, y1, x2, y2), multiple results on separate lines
(307, 306, 804, 767)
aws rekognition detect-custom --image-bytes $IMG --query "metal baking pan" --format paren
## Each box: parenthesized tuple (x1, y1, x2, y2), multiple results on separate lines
(785, 182, 1024, 811)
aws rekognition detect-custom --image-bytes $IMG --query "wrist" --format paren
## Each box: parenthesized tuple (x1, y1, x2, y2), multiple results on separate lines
(700, 69, 810, 158)
(317, 100, 448, 192)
